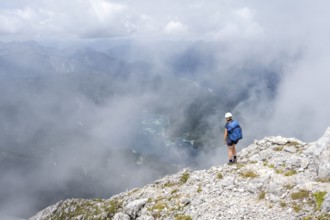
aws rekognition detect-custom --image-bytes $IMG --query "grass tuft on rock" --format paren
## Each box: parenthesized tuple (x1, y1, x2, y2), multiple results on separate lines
(313, 191, 327, 211)
(235, 164, 245, 169)
(287, 141, 301, 146)
(292, 202, 302, 212)
(175, 214, 193, 220)
(275, 169, 284, 174)
(180, 172, 190, 184)
(240, 170, 258, 178)
(105, 199, 122, 217)
(216, 172, 223, 179)
(291, 189, 310, 200)
(258, 191, 266, 200)
(164, 181, 177, 187)
(284, 170, 297, 176)
(284, 184, 295, 190)
(150, 201, 168, 211)
(171, 189, 179, 194)
(316, 177, 330, 183)
(280, 201, 287, 208)
(274, 146, 283, 151)
(263, 162, 274, 169)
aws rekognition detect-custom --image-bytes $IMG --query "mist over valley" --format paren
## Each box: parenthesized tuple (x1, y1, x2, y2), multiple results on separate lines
(0, 40, 283, 217)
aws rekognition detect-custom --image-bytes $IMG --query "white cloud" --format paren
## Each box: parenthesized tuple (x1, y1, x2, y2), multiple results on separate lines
(268, 46, 330, 140)
(0, 0, 132, 39)
(163, 20, 188, 36)
(90, 0, 126, 23)
(0, 13, 20, 34)
(235, 7, 255, 21)
(213, 7, 263, 41)
(0, 1, 266, 41)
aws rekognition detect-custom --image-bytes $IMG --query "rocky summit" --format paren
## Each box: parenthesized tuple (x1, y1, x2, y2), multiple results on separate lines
(30, 128, 330, 220)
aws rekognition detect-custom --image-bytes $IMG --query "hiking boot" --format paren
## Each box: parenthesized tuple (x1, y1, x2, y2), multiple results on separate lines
(227, 160, 234, 165)
(233, 156, 238, 163)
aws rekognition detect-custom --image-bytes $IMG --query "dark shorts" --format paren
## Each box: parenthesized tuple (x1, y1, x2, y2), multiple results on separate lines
(226, 138, 238, 147)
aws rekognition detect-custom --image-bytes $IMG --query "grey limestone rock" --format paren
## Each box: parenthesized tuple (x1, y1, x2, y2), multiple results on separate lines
(284, 146, 297, 153)
(29, 127, 330, 220)
(300, 158, 310, 169)
(136, 215, 155, 220)
(29, 201, 62, 220)
(321, 192, 330, 213)
(113, 212, 130, 220)
(259, 148, 274, 161)
(305, 127, 330, 178)
(124, 198, 148, 218)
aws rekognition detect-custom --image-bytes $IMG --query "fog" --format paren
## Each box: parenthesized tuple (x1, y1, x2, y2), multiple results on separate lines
(0, 0, 330, 218)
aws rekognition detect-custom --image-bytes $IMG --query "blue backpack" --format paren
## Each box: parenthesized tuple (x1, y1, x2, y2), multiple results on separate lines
(227, 120, 243, 142)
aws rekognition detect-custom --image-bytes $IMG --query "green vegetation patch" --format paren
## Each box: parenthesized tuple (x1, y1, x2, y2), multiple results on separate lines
(197, 185, 202, 193)
(268, 164, 275, 169)
(317, 213, 330, 220)
(302, 214, 330, 220)
(105, 199, 122, 217)
(292, 202, 302, 212)
(316, 177, 330, 183)
(164, 181, 177, 187)
(175, 214, 193, 220)
(153, 201, 168, 211)
(235, 164, 245, 169)
(286, 140, 301, 146)
(314, 191, 327, 211)
(171, 189, 179, 194)
(274, 146, 283, 151)
(291, 189, 310, 200)
(283, 184, 295, 190)
(216, 172, 223, 179)
(148, 196, 169, 212)
(51, 199, 120, 220)
(180, 172, 190, 184)
(284, 170, 297, 176)
(280, 201, 287, 208)
(275, 169, 284, 174)
(258, 191, 266, 200)
(239, 170, 258, 178)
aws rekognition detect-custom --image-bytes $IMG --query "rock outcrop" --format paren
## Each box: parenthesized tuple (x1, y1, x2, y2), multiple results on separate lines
(30, 128, 330, 220)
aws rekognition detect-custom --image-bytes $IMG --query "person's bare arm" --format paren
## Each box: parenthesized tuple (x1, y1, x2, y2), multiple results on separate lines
(224, 128, 228, 144)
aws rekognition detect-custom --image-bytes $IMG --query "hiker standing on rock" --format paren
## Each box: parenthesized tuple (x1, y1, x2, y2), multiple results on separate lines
(224, 112, 243, 164)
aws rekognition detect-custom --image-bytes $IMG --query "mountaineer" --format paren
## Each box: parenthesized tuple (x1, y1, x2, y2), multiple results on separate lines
(224, 112, 243, 164)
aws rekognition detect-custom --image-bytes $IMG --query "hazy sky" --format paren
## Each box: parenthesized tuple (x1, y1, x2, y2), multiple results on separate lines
(0, 0, 261, 41)
(2, 0, 327, 42)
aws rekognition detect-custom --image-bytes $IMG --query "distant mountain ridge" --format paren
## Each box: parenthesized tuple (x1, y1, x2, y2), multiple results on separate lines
(30, 128, 330, 220)
(0, 41, 138, 78)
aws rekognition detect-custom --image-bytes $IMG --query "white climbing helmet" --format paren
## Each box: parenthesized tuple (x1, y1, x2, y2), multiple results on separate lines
(225, 112, 232, 119)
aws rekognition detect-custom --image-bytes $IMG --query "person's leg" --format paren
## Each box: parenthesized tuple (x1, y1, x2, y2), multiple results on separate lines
(232, 144, 237, 163)
(227, 145, 234, 164)
(228, 146, 233, 160)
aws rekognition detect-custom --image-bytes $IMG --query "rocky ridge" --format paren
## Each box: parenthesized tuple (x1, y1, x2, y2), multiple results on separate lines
(30, 128, 330, 220)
